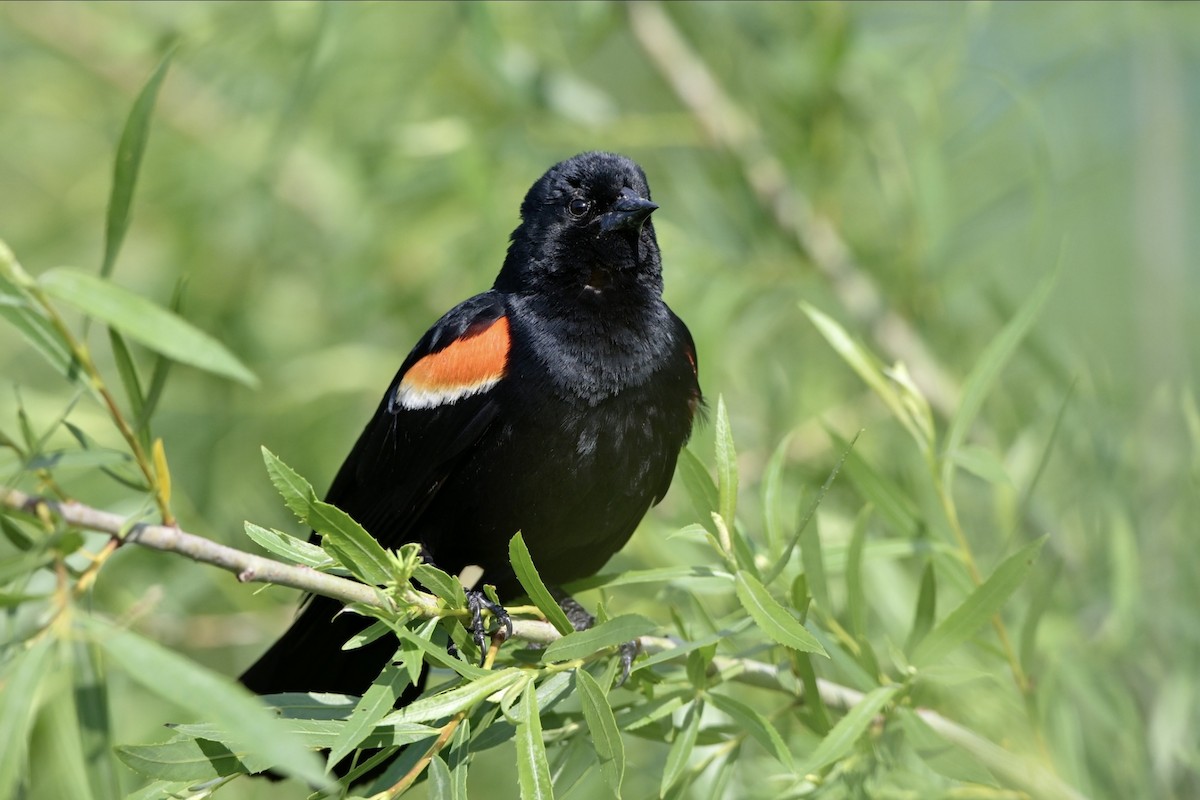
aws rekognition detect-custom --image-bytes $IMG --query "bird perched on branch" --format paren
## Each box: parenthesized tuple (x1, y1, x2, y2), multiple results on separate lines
(240, 151, 701, 768)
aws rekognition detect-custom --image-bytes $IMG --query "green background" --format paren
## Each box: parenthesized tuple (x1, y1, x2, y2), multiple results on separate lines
(2, 2, 1197, 798)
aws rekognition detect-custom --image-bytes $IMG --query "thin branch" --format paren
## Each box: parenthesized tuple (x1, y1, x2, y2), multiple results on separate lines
(0, 487, 559, 644)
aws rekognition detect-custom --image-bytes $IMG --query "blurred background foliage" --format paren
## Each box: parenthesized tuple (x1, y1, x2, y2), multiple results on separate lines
(1, 2, 1198, 798)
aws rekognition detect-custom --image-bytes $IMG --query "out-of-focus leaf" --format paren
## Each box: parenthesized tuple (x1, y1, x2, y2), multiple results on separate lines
(950, 444, 1014, 487)
(83, 617, 330, 788)
(101, 48, 173, 278)
(108, 328, 144, 430)
(262, 446, 392, 585)
(542, 614, 656, 663)
(761, 430, 794, 557)
(509, 532, 574, 635)
(73, 639, 120, 800)
(40, 269, 257, 386)
(0, 637, 54, 797)
(29, 666, 98, 800)
(714, 395, 739, 526)
(830, 430, 920, 538)
(516, 679, 553, 800)
(912, 537, 1047, 667)
(798, 685, 900, 775)
(576, 669, 624, 796)
(765, 431, 857, 587)
(735, 572, 826, 655)
(706, 692, 795, 770)
(905, 560, 938, 655)
(942, 273, 1056, 477)
(115, 737, 251, 781)
(242, 521, 334, 569)
(566, 565, 731, 593)
(660, 698, 703, 797)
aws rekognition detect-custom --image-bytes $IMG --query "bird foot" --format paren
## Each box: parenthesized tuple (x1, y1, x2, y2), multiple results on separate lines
(467, 589, 512, 665)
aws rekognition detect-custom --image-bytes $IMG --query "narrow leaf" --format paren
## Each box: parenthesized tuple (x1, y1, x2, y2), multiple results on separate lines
(714, 395, 739, 525)
(943, 274, 1056, 468)
(383, 670, 524, 725)
(904, 560, 938, 655)
(576, 669, 625, 796)
(40, 269, 256, 386)
(413, 563, 468, 607)
(108, 328, 145, 427)
(115, 738, 250, 782)
(676, 447, 719, 526)
(327, 667, 412, 768)
(798, 685, 900, 774)
(542, 614, 656, 663)
(660, 699, 702, 797)
(516, 680, 554, 800)
(102, 48, 173, 278)
(83, 618, 330, 788)
(509, 532, 574, 635)
(706, 692, 795, 770)
(262, 447, 392, 585)
(735, 572, 826, 656)
(242, 521, 334, 569)
(912, 537, 1047, 666)
(0, 637, 54, 798)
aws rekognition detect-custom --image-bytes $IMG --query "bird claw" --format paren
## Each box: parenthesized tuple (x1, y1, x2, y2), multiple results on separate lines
(614, 639, 640, 688)
(466, 589, 511, 665)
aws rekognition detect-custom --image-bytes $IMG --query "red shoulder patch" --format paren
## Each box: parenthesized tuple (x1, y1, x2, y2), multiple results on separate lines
(395, 316, 510, 410)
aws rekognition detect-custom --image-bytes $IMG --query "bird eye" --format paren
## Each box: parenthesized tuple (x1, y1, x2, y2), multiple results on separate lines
(568, 198, 590, 217)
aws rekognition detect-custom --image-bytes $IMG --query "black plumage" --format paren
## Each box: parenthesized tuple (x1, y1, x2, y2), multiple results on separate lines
(240, 151, 700, 711)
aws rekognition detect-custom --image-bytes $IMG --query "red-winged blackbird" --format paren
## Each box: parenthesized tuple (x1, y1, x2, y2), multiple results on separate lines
(240, 151, 701, 748)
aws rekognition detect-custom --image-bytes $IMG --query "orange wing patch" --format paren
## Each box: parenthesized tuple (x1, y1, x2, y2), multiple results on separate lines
(395, 316, 511, 410)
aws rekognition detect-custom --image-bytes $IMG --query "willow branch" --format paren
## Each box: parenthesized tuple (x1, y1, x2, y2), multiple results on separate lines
(0, 487, 559, 643)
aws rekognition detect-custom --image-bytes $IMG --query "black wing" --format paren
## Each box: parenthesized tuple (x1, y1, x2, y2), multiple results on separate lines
(240, 291, 509, 695)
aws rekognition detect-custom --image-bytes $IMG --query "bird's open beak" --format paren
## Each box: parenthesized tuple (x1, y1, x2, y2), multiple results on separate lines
(599, 188, 658, 233)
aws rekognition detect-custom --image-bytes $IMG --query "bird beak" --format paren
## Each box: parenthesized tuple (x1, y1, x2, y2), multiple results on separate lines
(599, 188, 658, 233)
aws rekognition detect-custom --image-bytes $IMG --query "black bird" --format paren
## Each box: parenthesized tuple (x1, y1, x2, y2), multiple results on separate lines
(240, 151, 701, 727)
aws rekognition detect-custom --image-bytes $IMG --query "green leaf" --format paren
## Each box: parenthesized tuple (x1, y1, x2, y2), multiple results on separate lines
(102, 48, 173, 278)
(566, 565, 731, 593)
(735, 571, 826, 656)
(413, 563, 468, 607)
(114, 737, 251, 782)
(714, 394, 739, 526)
(831, 430, 919, 538)
(802, 303, 929, 450)
(39, 269, 256, 386)
(242, 521, 335, 569)
(845, 507, 869, 638)
(542, 614, 656, 663)
(576, 669, 624, 796)
(949, 444, 1013, 487)
(904, 560, 938, 655)
(0, 637, 54, 798)
(383, 669, 525, 725)
(428, 754, 454, 800)
(174, 717, 435, 750)
(942, 273, 1055, 473)
(509, 532, 574, 635)
(912, 537, 1047, 667)
(761, 430, 794, 557)
(660, 698, 702, 797)
(262, 446, 392, 585)
(327, 666, 412, 769)
(108, 328, 145, 437)
(764, 431, 857, 587)
(676, 447, 719, 527)
(0, 291, 81, 386)
(706, 692, 795, 770)
(798, 685, 900, 774)
(83, 617, 330, 788)
(73, 639, 121, 800)
(516, 679, 554, 800)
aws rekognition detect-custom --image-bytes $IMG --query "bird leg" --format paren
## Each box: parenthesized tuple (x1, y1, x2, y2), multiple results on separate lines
(552, 589, 640, 686)
(466, 589, 512, 666)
